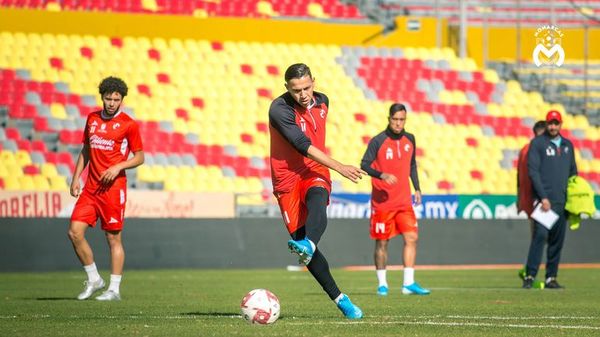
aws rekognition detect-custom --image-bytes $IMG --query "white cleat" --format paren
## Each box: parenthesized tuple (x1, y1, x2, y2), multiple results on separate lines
(77, 278, 105, 300)
(95, 290, 121, 301)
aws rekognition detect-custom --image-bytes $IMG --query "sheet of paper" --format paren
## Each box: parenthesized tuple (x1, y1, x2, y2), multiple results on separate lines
(531, 203, 559, 230)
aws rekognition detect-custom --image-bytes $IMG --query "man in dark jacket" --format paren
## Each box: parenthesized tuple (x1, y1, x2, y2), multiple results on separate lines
(523, 110, 577, 289)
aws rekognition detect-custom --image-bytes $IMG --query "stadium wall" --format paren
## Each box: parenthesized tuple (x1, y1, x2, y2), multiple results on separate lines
(0, 8, 444, 48)
(1, 218, 598, 271)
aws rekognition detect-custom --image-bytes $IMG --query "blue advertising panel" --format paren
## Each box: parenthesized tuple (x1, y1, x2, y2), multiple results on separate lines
(329, 193, 460, 219)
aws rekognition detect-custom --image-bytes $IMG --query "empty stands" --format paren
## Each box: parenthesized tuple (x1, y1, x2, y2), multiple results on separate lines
(0, 30, 599, 196)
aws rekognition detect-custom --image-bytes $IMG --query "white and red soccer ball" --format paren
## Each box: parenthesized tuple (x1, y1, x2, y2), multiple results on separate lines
(240, 289, 280, 325)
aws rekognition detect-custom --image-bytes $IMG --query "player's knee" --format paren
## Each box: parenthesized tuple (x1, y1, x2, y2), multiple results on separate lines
(404, 232, 418, 245)
(105, 231, 122, 246)
(67, 229, 84, 242)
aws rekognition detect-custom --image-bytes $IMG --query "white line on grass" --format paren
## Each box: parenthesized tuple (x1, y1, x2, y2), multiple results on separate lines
(377, 314, 597, 321)
(286, 320, 600, 330)
(3, 313, 599, 331)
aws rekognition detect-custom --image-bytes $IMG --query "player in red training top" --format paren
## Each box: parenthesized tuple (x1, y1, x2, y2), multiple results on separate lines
(269, 63, 366, 319)
(68, 76, 144, 301)
(360, 103, 429, 296)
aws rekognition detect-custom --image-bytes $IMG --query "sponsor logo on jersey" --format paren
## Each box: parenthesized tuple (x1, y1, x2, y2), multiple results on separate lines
(89, 134, 116, 150)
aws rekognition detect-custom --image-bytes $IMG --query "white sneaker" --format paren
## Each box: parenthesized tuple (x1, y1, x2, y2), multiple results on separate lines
(95, 290, 121, 301)
(77, 278, 105, 300)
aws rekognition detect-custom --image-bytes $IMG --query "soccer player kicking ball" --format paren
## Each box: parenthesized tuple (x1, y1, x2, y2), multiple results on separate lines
(68, 76, 144, 301)
(269, 63, 366, 319)
(360, 103, 430, 296)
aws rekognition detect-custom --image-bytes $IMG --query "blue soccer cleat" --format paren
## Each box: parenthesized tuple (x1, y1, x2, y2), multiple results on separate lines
(336, 294, 363, 319)
(402, 282, 431, 295)
(287, 239, 314, 265)
(377, 285, 388, 296)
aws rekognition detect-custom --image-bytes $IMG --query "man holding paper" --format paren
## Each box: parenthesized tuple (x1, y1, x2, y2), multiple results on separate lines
(523, 110, 578, 289)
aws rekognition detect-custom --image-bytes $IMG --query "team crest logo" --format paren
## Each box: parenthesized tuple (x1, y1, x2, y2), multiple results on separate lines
(404, 144, 411, 152)
(113, 123, 120, 130)
(546, 146, 556, 156)
(533, 25, 565, 67)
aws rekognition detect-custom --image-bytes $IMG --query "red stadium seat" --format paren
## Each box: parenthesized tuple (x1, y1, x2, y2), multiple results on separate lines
(5, 127, 20, 140)
(191, 97, 204, 109)
(16, 139, 32, 151)
(31, 140, 48, 153)
(23, 164, 40, 175)
(80, 47, 94, 59)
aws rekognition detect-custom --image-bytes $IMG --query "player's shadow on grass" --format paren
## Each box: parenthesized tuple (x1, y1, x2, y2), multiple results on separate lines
(36, 297, 77, 301)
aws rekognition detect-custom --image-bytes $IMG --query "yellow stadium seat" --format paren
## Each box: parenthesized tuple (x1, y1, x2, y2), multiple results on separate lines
(136, 165, 154, 182)
(40, 163, 59, 178)
(4, 178, 21, 190)
(49, 176, 68, 191)
(152, 166, 167, 182)
(1, 151, 17, 165)
(164, 177, 181, 191)
(483, 69, 499, 83)
(15, 151, 32, 166)
(33, 175, 51, 190)
(50, 103, 68, 119)
(5, 163, 23, 178)
(19, 176, 35, 190)
(257, 1, 278, 17)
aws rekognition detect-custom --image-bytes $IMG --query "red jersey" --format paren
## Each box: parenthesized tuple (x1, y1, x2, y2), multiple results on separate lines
(269, 92, 330, 193)
(82, 110, 143, 190)
(361, 129, 420, 211)
(517, 143, 534, 216)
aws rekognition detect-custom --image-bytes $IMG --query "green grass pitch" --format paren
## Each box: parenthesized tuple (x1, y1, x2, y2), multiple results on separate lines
(1, 268, 599, 336)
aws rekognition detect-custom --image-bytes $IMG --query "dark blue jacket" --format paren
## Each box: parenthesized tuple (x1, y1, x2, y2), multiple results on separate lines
(527, 132, 577, 209)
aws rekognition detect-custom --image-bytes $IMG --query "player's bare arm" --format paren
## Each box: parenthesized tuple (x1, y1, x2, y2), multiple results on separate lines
(70, 144, 91, 197)
(306, 145, 366, 183)
(99, 150, 145, 185)
(380, 173, 398, 185)
(414, 190, 422, 205)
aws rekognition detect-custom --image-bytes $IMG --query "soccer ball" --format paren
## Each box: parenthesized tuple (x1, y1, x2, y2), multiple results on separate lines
(240, 289, 280, 325)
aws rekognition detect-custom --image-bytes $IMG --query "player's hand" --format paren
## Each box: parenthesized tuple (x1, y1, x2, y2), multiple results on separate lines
(414, 191, 422, 205)
(70, 179, 81, 197)
(337, 165, 367, 183)
(541, 198, 551, 212)
(381, 173, 398, 185)
(100, 165, 121, 185)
